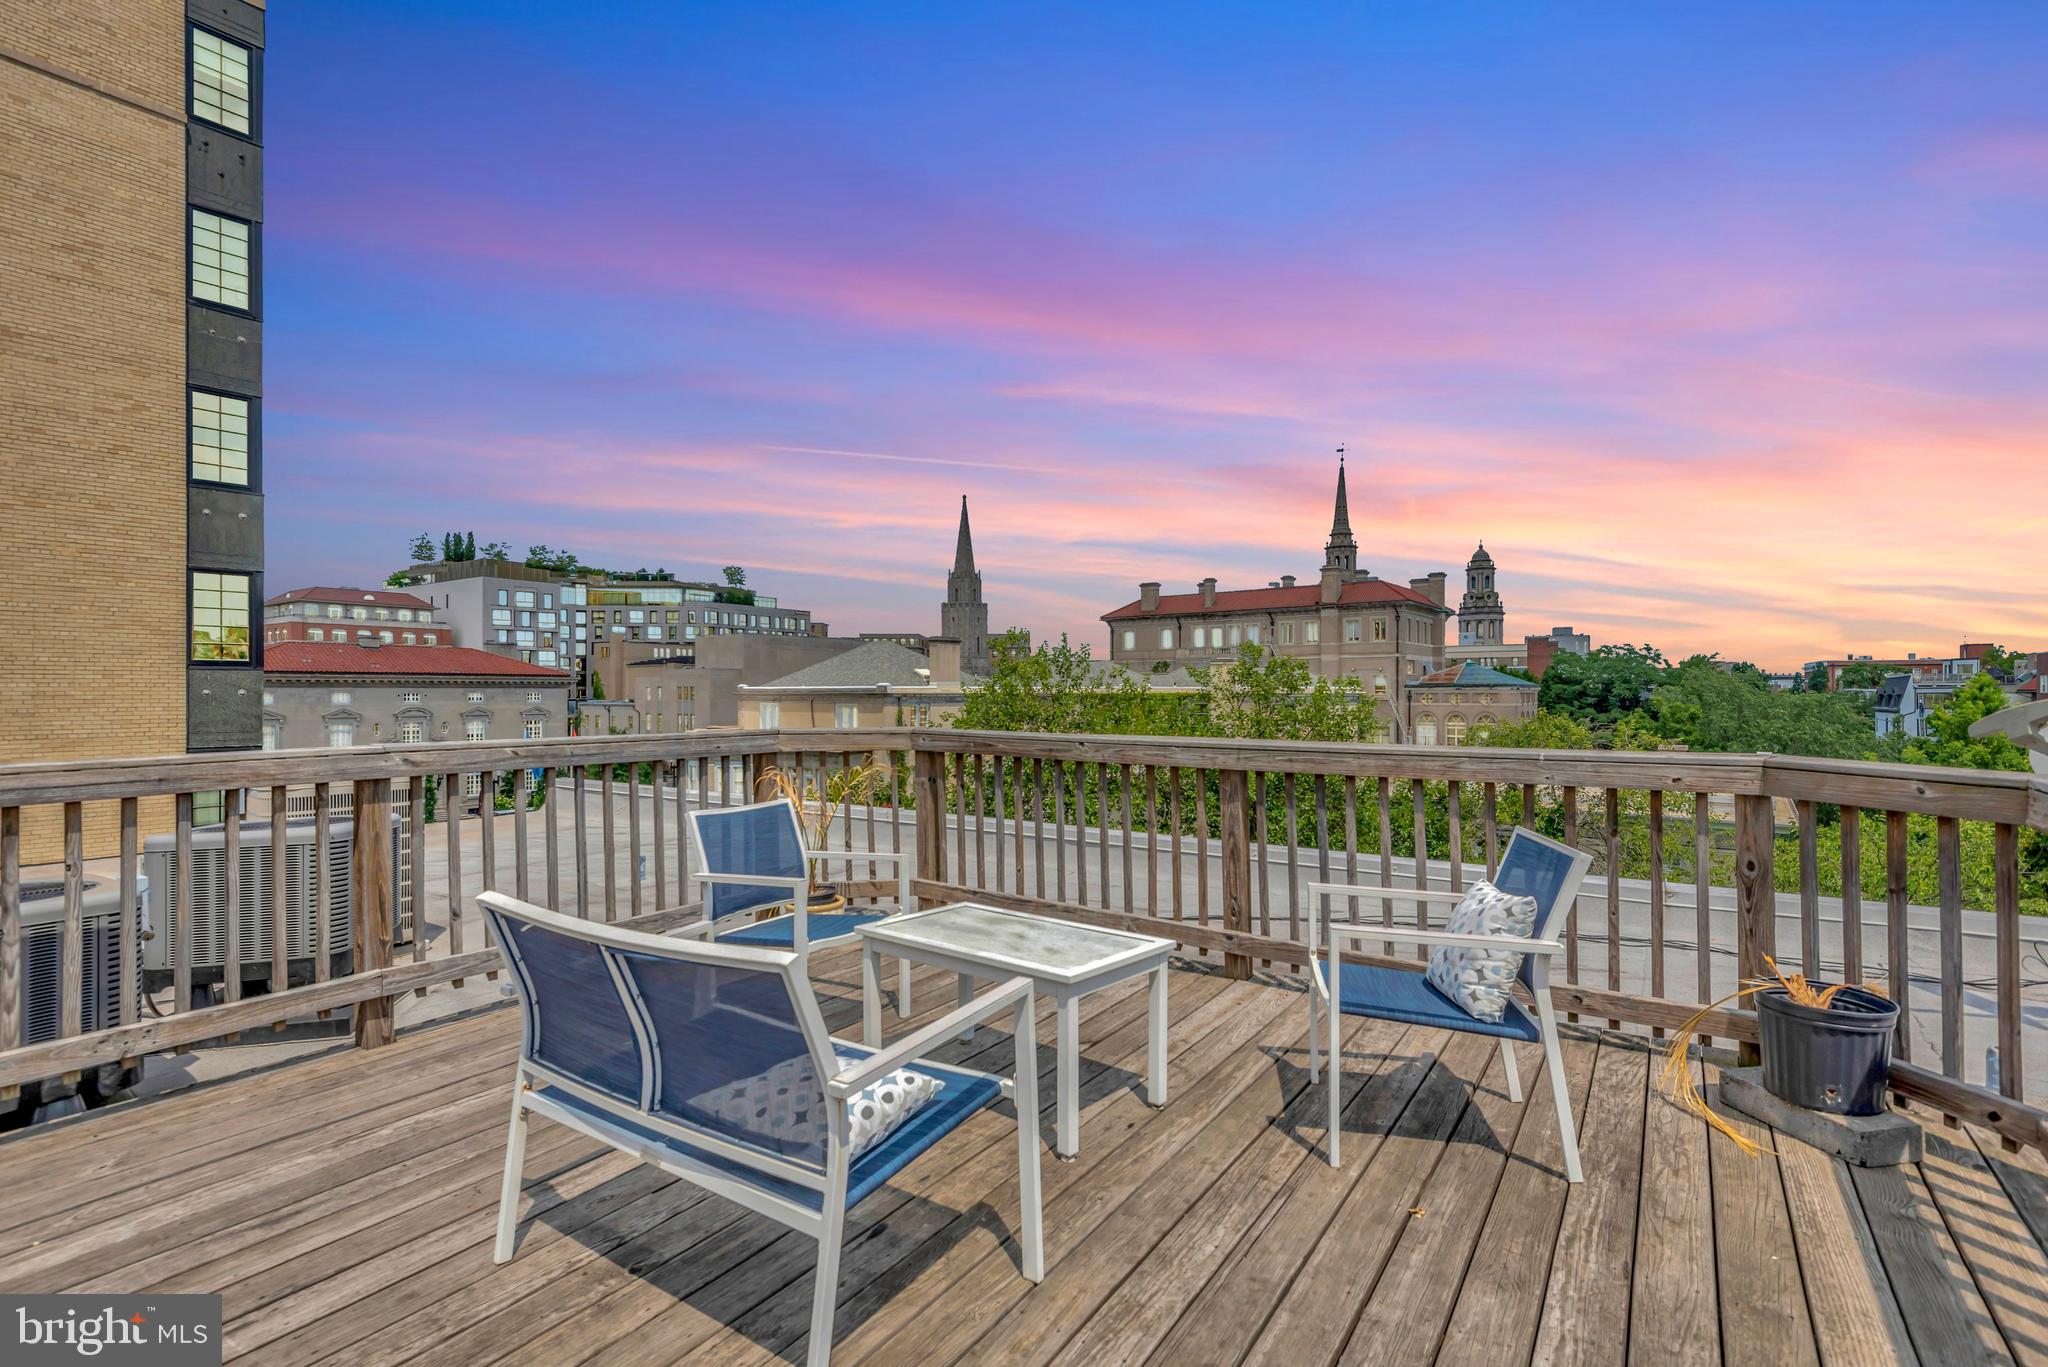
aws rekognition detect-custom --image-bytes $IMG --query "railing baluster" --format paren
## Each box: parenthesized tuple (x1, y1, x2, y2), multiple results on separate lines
(515, 767, 532, 902)
(1165, 766, 1178, 925)
(992, 756, 1007, 893)
(1313, 776, 1330, 948)
(62, 802, 83, 1052)
(1377, 776, 1394, 957)
(1256, 772, 1271, 941)
(1146, 767, 1159, 915)
(1648, 789, 1666, 1034)
(1055, 760, 1069, 903)
(1887, 809, 1910, 1062)
(313, 785, 332, 986)
(651, 760, 666, 910)
(479, 773, 498, 955)
(600, 765, 617, 922)
(1695, 792, 1712, 1030)
(1097, 762, 1111, 908)
(1279, 774, 1295, 946)
(0, 806, 19, 1103)
(352, 779, 396, 1049)
(1734, 793, 1777, 1067)
(627, 763, 643, 919)
(1411, 779, 1429, 962)
(1120, 764, 1134, 916)
(174, 793, 193, 1012)
(574, 765, 590, 917)
(119, 798, 138, 1028)
(1841, 807, 1862, 984)
(954, 753, 968, 883)
(408, 778, 427, 977)
(1797, 799, 1820, 976)
(1937, 816, 1962, 1090)
(444, 773, 466, 968)
(270, 784, 289, 1006)
(1446, 782, 1463, 895)
(1561, 786, 1579, 989)
(972, 755, 986, 889)
(1014, 755, 1028, 893)
(1193, 770, 1208, 930)
(223, 795, 242, 1023)
(1605, 786, 1620, 1028)
(1994, 823, 2022, 1119)
(1483, 782, 1499, 877)
(1035, 759, 1050, 899)
(1219, 768, 1251, 979)
(1342, 776, 1359, 954)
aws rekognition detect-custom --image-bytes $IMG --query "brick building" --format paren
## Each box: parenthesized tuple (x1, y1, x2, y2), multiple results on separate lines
(261, 642, 571, 759)
(2, 0, 266, 856)
(263, 586, 450, 647)
(1103, 461, 1452, 737)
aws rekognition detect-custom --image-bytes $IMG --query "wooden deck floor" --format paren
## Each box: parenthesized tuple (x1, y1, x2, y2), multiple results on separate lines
(2, 950, 2044, 1366)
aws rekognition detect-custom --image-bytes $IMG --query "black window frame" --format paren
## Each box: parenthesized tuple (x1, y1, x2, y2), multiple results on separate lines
(186, 204, 262, 318)
(186, 385, 262, 493)
(186, 21, 263, 144)
(188, 568, 263, 669)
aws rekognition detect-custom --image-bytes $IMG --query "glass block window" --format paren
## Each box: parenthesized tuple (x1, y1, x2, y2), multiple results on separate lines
(191, 28, 252, 132)
(189, 391, 250, 484)
(191, 209, 251, 310)
(190, 571, 251, 661)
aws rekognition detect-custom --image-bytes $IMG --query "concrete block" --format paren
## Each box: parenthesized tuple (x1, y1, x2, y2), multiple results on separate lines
(1719, 1066, 1922, 1167)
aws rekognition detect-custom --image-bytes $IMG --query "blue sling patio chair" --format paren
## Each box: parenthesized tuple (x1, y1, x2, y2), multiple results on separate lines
(678, 796, 916, 1016)
(1304, 825, 1594, 1179)
(480, 891, 1044, 1367)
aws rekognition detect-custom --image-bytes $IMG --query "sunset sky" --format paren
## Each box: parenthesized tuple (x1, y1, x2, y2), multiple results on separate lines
(264, 3, 2046, 669)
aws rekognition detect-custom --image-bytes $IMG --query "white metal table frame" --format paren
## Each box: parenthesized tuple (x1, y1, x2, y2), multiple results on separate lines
(858, 902, 1174, 1158)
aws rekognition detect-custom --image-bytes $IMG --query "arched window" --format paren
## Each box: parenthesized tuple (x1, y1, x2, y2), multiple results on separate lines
(1159, 627, 1176, 649)
(1444, 715, 1467, 746)
(1416, 717, 1438, 746)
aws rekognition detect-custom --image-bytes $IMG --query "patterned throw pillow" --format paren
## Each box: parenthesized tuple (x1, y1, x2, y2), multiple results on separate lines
(684, 1053, 944, 1159)
(843, 1065, 946, 1158)
(1424, 880, 1541, 1023)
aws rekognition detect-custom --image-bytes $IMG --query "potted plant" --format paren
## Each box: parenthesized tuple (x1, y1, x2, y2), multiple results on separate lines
(1663, 958, 1898, 1154)
(755, 762, 887, 917)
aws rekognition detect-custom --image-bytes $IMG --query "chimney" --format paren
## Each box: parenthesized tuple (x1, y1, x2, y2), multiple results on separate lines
(926, 636, 963, 682)
(1199, 577, 1217, 608)
(1410, 572, 1447, 608)
(1280, 575, 1296, 588)
(1139, 581, 1161, 612)
(1320, 565, 1344, 604)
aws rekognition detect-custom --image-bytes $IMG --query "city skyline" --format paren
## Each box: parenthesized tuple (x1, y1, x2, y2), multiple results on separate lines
(263, 3, 2044, 666)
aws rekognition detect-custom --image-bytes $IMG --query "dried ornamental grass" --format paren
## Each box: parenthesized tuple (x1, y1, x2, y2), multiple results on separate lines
(1659, 958, 1888, 1158)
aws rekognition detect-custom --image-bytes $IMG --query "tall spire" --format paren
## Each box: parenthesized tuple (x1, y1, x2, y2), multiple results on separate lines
(953, 494, 976, 577)
(1323, 450, 1358, 577)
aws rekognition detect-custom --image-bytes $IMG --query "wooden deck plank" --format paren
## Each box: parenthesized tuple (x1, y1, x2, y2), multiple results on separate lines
(1628, 1040, 1718, 1367)
(1775, 1132, 1920, 1366)
(993, 1013, 1398, 1367)
(1917, 1125, 2048, 1365)
(1240, 1031, 1496, 1367)
(1433, 1032, 1600, 1367)
(1969, 1123, 2048, 1257)
(1530, 1039, 1649, 1367)
(1707, 1080, 1820, 1367)
(820, 982, 1309, 1367)
(1851, 1157, 2010, 1364)
(543, 971, 1258, 1367)
(1336, 1041, 1533, 1366)
(391, 971, 1179, 1367)
(1142, 1022, 1454, 1367)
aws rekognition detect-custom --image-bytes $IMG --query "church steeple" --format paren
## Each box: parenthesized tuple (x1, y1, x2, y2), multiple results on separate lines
(941, 495, 991, 676)
(1322, 451, 1358, 578)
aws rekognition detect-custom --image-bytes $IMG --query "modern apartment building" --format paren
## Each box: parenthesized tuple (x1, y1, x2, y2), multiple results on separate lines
(1, 0, 265, 855)
(263, 586, 450, 648)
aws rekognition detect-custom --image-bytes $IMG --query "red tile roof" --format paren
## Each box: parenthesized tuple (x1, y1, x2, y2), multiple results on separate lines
(265, 643, 569, 680)
(1103, 578, 1443, 621)
(266, 586, 436, 610)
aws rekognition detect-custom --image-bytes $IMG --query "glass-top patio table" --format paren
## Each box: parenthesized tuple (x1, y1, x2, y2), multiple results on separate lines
(858, 902, 1175, 1158)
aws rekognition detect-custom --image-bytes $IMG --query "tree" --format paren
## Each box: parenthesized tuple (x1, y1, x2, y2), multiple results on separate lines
(1471, 710, 1597, 750)
(479, 540, 510, 561)
(1976, 644, 2022, 678)
(1199, 644, 1380, 743)
(1629, 655, 1878, 759)
(589, 671, 606, 701)
(462, 531, 476, 560)
(1836, 660, 1892, 690)
(722, 566, 747, 588)
(384, 571, 421, 588)
(1537, 644, 1670, 726)
(1902, 674, 2028, 771)
(408, 532, 435, 563)
(1804, 664, 1828, 692)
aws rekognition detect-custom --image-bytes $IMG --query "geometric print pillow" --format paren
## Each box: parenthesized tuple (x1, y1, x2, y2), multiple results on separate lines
(1424, 879, 1540, 1023)
(686, 1052, 945, 1159)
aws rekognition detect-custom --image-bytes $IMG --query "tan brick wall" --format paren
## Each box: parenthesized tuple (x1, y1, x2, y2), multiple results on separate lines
(0, 0, 185, 117)
(0, 21, 186, 862)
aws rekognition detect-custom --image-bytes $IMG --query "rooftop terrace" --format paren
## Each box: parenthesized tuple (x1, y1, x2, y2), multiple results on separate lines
(0, 728, 2044, 1362)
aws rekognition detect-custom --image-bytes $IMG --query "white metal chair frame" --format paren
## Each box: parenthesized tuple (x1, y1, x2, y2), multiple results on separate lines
(481, 891, 1044, 1367)
(677, 795, 917, 1017)
(1304, 825, 1594, 1180)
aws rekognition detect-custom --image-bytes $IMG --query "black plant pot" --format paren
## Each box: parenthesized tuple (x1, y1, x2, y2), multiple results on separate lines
(1757, 984, 1899, 1117)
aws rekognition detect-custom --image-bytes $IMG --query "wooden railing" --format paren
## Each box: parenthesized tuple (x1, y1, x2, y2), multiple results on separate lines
(0, 728, 2042, 1154)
